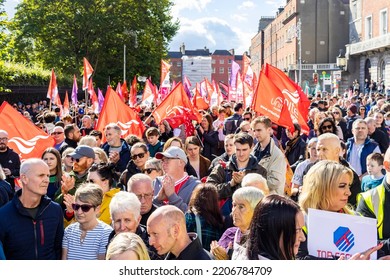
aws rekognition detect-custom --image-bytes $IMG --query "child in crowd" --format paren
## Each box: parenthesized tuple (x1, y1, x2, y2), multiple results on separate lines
(361, 153, 385, 192)
(145, 127, 164, 157)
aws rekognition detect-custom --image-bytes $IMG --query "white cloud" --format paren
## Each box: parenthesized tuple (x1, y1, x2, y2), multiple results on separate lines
(231, 14, 247, 23)
(238, 1, 255, 10)
(171, 0, 212, 18)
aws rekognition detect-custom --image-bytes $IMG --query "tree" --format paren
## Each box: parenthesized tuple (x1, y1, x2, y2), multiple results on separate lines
(10, 0, 179, 88)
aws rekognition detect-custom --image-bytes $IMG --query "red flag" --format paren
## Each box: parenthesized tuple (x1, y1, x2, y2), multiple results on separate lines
(82, 57, 94, 90)
(96, 87, 145, 142)
(129, 76, 137, 107)
(141, 79, 156, 107)
(88, 79, 99, 113)
(121, 81, 129, 103)
(263, 63, 310, 134)
(63, 91, 70, 117)
(0, 102, 55, 160)
(192, 84, 209, 110)
(47, 69, 58, 103)
(152, 82, 201, 137)
(251, 70, 294, 130)
(115, 82, 124, 101)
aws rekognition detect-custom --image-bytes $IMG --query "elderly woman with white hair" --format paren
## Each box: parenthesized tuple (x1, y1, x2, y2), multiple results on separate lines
(210, 187, 264, 260)
(241, 173, 269, 195)
(107, 191, 163, 260)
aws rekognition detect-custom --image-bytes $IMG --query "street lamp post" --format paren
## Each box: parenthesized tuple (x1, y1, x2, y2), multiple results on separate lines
(123, 30, 138, 82)
(297, 18, 302, 87)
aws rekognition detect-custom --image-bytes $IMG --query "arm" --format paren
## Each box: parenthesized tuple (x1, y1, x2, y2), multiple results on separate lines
(206, 165, 236, 199)
(61, 248, 68, 260)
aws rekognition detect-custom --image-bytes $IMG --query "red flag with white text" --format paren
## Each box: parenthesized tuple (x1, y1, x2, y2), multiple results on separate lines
(152, 83, 201, 137)
(82, 57, 94, 90)
(0, 102, 54, 160)
(95, 87, 145, 142)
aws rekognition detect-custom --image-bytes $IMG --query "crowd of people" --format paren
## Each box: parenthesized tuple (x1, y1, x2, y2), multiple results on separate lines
(1, 87, 390, 260)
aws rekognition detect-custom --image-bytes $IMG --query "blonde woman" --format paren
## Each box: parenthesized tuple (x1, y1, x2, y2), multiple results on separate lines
(297, 160, 354, 259)
(106, 232, 150, 260)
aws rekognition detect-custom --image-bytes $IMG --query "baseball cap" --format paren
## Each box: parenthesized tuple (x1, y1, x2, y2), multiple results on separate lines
(69, 145, 95, 159)
(78, 108, 85, 115)
(155, 146, 188, 164)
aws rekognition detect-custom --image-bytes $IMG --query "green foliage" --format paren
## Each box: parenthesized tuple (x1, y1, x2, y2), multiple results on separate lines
(0, 62, 71, 88)
(9, 0, 179, 88)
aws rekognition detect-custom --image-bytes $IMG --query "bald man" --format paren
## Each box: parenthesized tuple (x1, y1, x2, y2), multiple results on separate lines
(0, 158, 63, 259)
(303, 133, 361, 207)
(147, 205, 213, 260)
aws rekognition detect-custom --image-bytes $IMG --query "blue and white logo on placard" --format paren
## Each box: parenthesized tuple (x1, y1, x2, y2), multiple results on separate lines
(333, 226, 355, 252)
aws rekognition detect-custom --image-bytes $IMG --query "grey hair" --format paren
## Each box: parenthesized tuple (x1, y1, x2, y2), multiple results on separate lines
(242, 173, 268, 192)
(109, 191, 141, 220)
(233, 186, 264, 210)
(127, 173, 154, 192)
(20, 158, 48, 175)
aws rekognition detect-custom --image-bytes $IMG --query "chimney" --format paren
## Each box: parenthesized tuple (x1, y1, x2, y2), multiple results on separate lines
(229, 49, 235, 56)
(180, 43, 185, 55)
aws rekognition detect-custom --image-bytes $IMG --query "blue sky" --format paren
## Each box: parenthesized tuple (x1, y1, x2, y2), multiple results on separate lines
(3, 0, 285, 55)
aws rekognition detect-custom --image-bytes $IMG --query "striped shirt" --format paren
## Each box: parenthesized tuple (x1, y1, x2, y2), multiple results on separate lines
(63, 220, 112, 260)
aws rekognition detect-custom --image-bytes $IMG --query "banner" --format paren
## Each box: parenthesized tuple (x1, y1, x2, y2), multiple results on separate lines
(308, 208, 377, 260)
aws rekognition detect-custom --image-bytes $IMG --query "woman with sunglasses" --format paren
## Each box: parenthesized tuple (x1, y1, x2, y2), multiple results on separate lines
(119, 142, 150, 190)
(143, 158, 163, 181)
(330, 106, 348, 141)
(62, 183, 112, 260)
(87, 163, 121, 225)
(42, 148, 62, 200)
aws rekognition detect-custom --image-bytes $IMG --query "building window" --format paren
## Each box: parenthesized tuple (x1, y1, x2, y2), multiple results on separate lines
(177, 62, 181, 67)
(212, 59, 216, 64)
(366, 16, 373, 39)
(212, 67, 216, 74)
(220, 59, 224, 64)
(219, 67, 224, 74)
(228, 67, 231, 74)
(228, 59, 232, 64)
(380, 9, 388, 35)
(351, 2, 357, 21)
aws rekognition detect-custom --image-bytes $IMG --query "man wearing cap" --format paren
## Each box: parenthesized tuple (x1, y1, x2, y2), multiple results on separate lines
(154, 146, 200, 212)
(345, 104, 359, 140)
(54, 145, 95, 212)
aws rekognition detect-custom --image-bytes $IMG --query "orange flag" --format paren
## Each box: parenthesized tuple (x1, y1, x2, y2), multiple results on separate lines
(63, 91, 70, 117)
(82, 57, 94, 90)
(152, 82, 201, 137)
(192, 84, 209, 110)
(95, 87, 145, 142)
(121, 81, 129, 103)
(263, 63, 310, 134)
(129, 76, 137, 107)
(47, 69, 58, 103)
(251, 70, 293, 130)
(141, 79, 156, 107)
(0, 102, 55, 160)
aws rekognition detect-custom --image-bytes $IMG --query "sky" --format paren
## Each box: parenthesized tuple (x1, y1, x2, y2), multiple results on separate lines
(3, 0, 285, 55)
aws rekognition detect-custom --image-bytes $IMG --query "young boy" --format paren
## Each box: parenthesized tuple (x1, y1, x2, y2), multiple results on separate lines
(145, 127, 164, 157)
(361, 153, 385, 192)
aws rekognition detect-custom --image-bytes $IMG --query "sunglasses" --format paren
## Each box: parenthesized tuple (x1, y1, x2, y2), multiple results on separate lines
(332, 111, 340, 115)
(321, 125, 333, 130)
(71, 158, 82, 163)
(71, 203, 95, 212)
(51, 132, 63, 135)
(143, 168, 157, 174)
(131, 153, 145, 160)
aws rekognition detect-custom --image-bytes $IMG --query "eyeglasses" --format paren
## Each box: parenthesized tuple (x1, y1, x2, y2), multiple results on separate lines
(143, 168, 157, 174)
(131, 153, 145, 160)
(135, 193, 154, 200)
(71, 203, 95, 212)
(332, 111, 340, 115)
(51, 132, 63, 135)
(71, 157, 82, 163)
(321, 125, 333, 130)
(0, 137, 8, 142)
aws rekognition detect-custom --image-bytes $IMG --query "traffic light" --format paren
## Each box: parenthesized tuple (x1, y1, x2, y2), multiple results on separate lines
(313, 73, 318, 84)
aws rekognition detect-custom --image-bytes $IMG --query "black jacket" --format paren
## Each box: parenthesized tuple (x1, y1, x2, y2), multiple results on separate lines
(165, 233, 214, 260)
(0, 190, 64, 260)
(0, 147, 21, 188)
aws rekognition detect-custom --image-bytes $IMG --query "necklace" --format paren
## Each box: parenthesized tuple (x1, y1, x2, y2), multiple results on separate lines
(80, 230, 87, 244)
